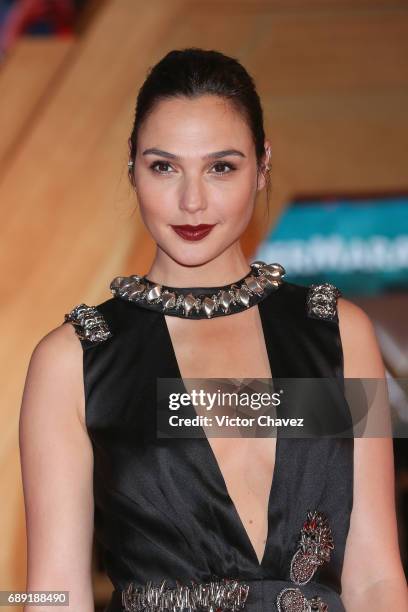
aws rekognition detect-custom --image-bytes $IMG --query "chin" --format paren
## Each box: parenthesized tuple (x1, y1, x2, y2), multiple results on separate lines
(159, 243, 225, 269)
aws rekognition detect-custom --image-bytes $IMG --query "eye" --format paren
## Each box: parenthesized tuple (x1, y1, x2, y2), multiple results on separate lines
(211, 162, 237, 175)
(149, 160, 237, 176)
(149, 161, 174, 174)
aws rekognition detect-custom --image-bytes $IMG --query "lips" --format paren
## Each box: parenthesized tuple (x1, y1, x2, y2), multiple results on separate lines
(171, 224, 216, 241)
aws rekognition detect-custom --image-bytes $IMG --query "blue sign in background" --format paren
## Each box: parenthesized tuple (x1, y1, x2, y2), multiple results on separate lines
(255, 196, 408, 296)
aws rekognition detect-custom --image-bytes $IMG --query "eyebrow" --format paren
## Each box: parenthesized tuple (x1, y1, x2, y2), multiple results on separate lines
(142, 148, 246, 160)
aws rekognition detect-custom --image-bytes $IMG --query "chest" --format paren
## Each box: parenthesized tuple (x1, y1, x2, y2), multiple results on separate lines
(163, 306, 276, 562)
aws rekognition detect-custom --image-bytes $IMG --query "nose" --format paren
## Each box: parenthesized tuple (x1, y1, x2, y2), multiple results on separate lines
(178, 174, 208, 214)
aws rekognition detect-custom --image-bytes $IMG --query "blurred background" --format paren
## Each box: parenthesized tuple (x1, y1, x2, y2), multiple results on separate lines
(0, 0, 407, 610)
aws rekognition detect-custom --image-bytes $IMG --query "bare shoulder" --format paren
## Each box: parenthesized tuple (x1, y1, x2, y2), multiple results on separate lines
(20, 322, 94, 604)
(338, 297, 407, 603)
(337, 295, 372, 330)
(36, 317, 83, 351)
(337, 296, 385, 378)
(22, 321, 85, 429)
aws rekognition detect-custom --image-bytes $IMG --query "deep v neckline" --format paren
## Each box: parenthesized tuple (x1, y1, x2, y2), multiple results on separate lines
(158, 291, 281, 570)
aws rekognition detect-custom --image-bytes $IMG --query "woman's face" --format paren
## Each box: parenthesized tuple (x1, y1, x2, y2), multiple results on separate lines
(132, 94, 268, 266)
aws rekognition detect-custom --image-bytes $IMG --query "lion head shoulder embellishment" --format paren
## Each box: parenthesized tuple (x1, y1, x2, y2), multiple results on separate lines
(64, 303, 112, 344)
(306, 283, 342, 321)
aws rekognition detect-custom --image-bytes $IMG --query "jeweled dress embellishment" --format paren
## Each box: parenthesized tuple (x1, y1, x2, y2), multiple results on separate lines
(121, 577, 250, 612)
(306, 283, 342, 321)
(110, 261, 286, 319)
(290, 510, 334, 585)
(64, 303, 112, 343)
(276, 510, 334, 611)
(276, 587, 328, 612)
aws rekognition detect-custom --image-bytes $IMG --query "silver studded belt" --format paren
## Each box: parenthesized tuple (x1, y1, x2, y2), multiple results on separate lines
(120, 576, 330, 612)
(121, 577, 250, 611)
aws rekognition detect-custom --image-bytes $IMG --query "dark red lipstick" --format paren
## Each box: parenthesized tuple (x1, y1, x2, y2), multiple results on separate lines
(171, 224, 216, 241)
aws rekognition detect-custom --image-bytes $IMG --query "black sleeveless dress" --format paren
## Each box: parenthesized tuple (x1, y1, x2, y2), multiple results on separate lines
(63, 270, 353, 612)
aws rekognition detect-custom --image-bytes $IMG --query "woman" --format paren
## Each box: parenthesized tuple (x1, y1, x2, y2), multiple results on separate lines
(20, 48, 407, 611)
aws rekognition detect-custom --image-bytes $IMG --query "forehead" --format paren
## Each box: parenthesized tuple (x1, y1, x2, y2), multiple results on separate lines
(138, 94, 253, 150)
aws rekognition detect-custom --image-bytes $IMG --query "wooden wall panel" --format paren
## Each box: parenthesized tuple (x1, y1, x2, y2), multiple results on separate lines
(0, 38, 73, 171)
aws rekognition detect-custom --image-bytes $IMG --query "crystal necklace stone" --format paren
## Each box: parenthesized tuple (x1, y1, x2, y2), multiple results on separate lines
(109, 260, 286, 319)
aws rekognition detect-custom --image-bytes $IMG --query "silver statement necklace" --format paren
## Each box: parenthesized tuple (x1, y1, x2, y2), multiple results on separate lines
(110, 260, 286, 319)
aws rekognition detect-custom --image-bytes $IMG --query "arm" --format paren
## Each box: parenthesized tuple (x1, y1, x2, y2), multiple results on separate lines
(19, 322, 94, 611)
(338, 297, 408, 611)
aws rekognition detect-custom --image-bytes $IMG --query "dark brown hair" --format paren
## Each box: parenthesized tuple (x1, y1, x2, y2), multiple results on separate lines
(128, 47, 271, 213)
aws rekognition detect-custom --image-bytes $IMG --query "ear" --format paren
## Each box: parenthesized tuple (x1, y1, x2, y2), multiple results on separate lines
(257, 140, 272, 192)
(128, 138, 132, 156)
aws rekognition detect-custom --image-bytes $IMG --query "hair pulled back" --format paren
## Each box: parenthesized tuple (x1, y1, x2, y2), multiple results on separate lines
(128, 47, 271, 208)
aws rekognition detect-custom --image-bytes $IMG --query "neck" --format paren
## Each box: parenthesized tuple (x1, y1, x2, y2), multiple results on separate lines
(145, 250, 252, 289)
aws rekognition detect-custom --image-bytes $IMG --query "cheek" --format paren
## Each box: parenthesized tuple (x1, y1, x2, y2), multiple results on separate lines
(135, 174, 174, 224)
(135, 163, 168, 198)
(215, 173, 257, 222)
